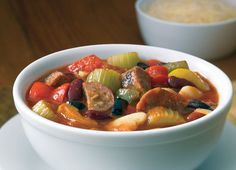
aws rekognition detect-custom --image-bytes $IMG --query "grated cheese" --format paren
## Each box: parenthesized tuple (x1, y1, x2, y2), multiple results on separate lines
(145, 0, 236, 24)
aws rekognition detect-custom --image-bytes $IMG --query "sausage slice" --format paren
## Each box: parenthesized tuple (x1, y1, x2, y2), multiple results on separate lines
(83, 82, 114, 112)
(121, 66, 151, 94)
(136, 87, 187, 114)
(45, 71, 74, 87)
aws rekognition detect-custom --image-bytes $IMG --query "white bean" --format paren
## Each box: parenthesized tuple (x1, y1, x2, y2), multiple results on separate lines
(179, 86, 203, 99)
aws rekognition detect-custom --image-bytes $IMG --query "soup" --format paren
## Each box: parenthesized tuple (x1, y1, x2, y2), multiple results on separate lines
(26, 52, 218, 131)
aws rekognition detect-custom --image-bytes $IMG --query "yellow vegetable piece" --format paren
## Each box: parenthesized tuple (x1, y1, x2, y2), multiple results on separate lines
(147, 106, 186, 128)
(107, 52, 140, 69)
(168, 68, 209, 91)
(194, 108, 211, 115)
(32, 100, 58, 120)
(57, 103, 98, 129)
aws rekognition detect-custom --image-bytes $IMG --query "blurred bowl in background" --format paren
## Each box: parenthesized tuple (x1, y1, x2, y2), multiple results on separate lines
(135, 0, 236, 60)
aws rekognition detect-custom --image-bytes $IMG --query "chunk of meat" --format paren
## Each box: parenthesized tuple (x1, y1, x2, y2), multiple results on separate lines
(44, 71, 74, 87)
(136, 87, 187, 114)
(83, 82, 114, 112)
(121, 66, 151, 94)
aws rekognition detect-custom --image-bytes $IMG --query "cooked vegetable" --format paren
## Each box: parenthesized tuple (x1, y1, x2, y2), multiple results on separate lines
(116, 88, 140, 104)
(105, 112, 147, 131)
(136, 87, 186, 114)
(145, 65, 168, 86)
(57, 103, 98, 128)
(121, 66, 151, 94)
(145, 59, 161, 66)
(68, 101, 86, 110)
(83, 82, 114, 112)
(164, 60, 189, 72)
(86, 68, 121, 93)
(107, 52, 140, 69)
(168, 76, 194, 89)
(44, 71, 73, 87)
(186, 112, 205, 122)
(187, 99, 213, 110)
(32, 100, 57, 120)
(84, 110, 111, 120)
(194, 108, 211, 115)
(51, 83, 70, 104)
(68, 54, 103, 73)
(137, 62, 149, 69)
(147, 106, 185, 128)
(101, 62, 126, 74)
(28, 82, 53, 103)
(179, 86, 203, 99)
(68, 79, 83, 101)
(112, 98, 128, 116)
(169, 68, 209, 91)
(76, 71, 89, 81)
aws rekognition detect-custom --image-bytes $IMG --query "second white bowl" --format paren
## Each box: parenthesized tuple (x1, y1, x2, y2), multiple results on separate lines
(135, 0, 236, 60)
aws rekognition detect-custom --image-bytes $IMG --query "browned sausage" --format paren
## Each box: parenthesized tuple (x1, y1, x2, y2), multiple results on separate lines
(121, 66, 151, 94)
(136, 87, 187, 114)
(83, 82, 114, 112)
(44, 71, 74, 87)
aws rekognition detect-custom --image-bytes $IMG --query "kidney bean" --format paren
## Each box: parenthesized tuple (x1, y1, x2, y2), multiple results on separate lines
(68, 79, 83, 101)
(84, 110, 111, 120)
(168, 76, 194, 89)
(187, 112, 205, 122)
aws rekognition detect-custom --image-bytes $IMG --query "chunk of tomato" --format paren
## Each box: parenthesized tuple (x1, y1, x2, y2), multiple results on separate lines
(51, 83, 70, 104)
(145, 65, 168, 86)
(145, 59, 161, 66)
(28, 82, 53, 103)
(68, 55, 103, 73)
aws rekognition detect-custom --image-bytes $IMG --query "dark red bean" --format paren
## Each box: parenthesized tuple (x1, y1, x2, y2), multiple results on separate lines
(68, 79, 83, 101)
(84, 110, 111, 120)
(186, 112, 205, 122)
(168, 76, 194, 89)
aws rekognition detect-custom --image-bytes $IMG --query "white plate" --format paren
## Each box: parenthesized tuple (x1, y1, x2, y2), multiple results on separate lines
(0, 115, 236, 170)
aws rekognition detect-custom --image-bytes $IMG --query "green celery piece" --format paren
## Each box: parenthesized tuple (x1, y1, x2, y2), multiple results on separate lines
(164, 60, 189, 72)
(32, 100, 57, 120)
(116, 88, 140, 104)
(86, 68, 121, 93)
(107, 52, 140, 69)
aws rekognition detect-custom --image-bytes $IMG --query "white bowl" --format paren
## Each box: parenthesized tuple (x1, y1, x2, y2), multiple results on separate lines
(135, 0, 236, 60)
(13, 44, 233, 170)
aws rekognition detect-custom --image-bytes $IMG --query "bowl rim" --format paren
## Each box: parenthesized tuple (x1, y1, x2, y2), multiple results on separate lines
(13, 44, 233, 138)
(135, 0, 236, 27)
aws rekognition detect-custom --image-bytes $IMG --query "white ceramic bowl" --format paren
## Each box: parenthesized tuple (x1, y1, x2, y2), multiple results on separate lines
(13, 44, 233, 170)
(135, 0, 236, 60)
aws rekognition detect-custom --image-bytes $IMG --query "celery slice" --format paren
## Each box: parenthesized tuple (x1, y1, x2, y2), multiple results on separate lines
(107, 52, 140, 69)
(32, 100, 57, 120)
(86, 69, 121, 93)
